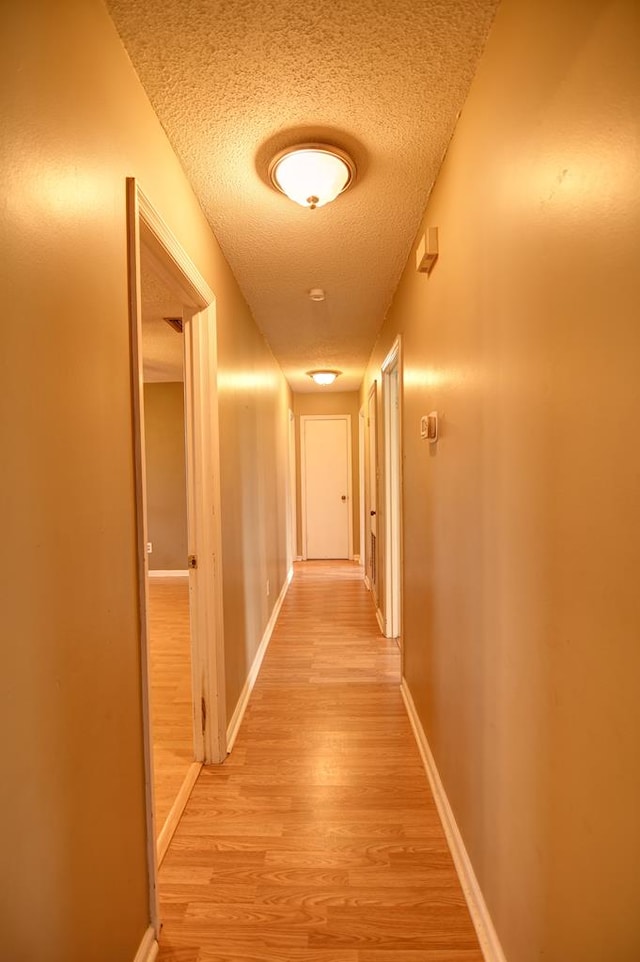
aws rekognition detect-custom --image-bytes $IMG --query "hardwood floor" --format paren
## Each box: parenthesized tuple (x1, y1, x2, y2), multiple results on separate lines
(157, 561, 482, 961)
(148, 581, 195, 837)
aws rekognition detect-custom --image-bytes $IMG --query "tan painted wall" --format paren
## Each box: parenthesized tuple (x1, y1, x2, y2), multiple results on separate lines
(361, 1, 640, 959)
(143, 383, 188, 571)
(0, 1, 290, 958)
(293, 392, 361, 559)
(217, 357, 292, 713)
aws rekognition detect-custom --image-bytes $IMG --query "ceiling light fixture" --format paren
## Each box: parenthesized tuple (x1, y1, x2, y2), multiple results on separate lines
(308, 288, 325, 301)
(307, 369, 341, 386)
(269, 144, 356, 210)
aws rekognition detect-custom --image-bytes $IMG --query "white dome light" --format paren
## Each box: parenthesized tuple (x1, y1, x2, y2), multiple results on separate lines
(307, 370, 341, 385)
(269, 144, 356, 210)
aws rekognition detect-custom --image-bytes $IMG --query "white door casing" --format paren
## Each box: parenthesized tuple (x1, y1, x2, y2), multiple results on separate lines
(367, 382, 379, 606)
(359, 406, 366, 569)
(382, 336, 403, 642)
(287, 409, 297, 570)
(301, 415, 352, 560)
(127, 178, 226, 934)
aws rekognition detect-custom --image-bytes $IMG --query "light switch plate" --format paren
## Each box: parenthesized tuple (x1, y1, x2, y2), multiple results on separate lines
(416, 227, 439, 274)
(420, 412, 439, 443)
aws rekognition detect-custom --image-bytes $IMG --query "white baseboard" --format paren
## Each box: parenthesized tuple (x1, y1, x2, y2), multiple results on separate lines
(296, 555, 303, 562)
(148, 569, 188, 584)
(133, 926, 158, 962)
(375, 607, 385, 633)
(364, 573, 371, 590)
(400, 679, 507, 962)
(352, 554, 361, 563)
(226, 567, 294, 752)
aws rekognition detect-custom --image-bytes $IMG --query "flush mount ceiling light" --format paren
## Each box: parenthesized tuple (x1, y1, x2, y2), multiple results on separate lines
(307, 369, 341, 386)
(308, 288, 325, 301)
(269, 144, 356, 210)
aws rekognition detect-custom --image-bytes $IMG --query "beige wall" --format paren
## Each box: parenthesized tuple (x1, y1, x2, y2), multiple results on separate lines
(143, 383, 188, 571)
(293, 391, 361, 559)
(217, 356, 292, 715)
(0, 1, 290, 958)
(361, 1, 640, 959)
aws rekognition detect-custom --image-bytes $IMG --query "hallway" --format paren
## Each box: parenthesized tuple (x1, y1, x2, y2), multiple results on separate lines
(156, 562, 481, 960)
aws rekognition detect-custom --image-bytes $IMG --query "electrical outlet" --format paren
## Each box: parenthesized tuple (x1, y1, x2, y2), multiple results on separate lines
(146, 542, 153, 554)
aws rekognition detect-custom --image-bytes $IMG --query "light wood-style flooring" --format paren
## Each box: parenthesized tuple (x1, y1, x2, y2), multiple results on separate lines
(157, 561, 482, 960)
(148, 581, 195, 835)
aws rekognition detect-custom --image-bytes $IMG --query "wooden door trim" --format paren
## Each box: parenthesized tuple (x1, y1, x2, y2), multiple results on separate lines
(126, 179, 159, 931)
(287, 409, 297, 572)
(156, 761, 202, 866)
(126, 179, 226, 936)
(358, 406, 366, 569)
(182, 302, 227, 764)
(366, 381, 379, 604)
(300, 414, 353, 561)
(381, 335, 404, 647)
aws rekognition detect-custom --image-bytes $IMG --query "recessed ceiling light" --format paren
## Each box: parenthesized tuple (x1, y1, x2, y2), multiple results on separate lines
(269, 144, 356, 210)
(307, 369, 341, 386)
(308, 288, 325, 301)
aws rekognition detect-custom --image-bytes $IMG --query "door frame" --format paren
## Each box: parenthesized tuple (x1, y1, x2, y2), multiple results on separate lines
(126, 179, 226, 929)
(366, 381, 380, 616)
(287, 408, 297, 573)
(359, 405, 366, 568)
(381, 336, 403, 643)
(300, 414, 353, 561)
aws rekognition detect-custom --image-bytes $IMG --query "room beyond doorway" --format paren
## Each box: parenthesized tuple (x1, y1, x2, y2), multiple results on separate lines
(140, 245, 198, 863)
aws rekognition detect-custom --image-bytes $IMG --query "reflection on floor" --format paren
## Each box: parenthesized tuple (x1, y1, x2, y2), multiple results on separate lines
(156, 561, 482, 960)
(147, 580, 194, 836)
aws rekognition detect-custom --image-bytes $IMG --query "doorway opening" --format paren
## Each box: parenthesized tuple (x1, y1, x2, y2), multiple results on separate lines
(127, 180, 226, 927)
(140, 250, 199, 866)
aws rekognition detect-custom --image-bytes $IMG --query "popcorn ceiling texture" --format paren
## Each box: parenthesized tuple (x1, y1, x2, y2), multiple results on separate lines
(141, 253, 185, 384)
(107, 0, 499, 391)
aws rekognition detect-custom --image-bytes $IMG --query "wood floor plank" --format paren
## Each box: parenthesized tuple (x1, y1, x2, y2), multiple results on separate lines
(148, 581, 195, 835)
(196, 951, 357, 962)
(157, 561, 480, 960)
(358, 953, 484, 962)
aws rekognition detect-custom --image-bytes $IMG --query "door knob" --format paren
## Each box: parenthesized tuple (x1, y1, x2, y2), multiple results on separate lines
(341, 495, 347, 501)
(370, 510, 376, 516)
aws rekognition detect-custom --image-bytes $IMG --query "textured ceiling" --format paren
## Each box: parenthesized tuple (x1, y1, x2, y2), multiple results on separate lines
(141, 252, 185, 383)
(108, 0, 499, 392)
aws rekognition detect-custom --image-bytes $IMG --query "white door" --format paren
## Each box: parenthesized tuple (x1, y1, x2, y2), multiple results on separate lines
(301, 415, 352, 559)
